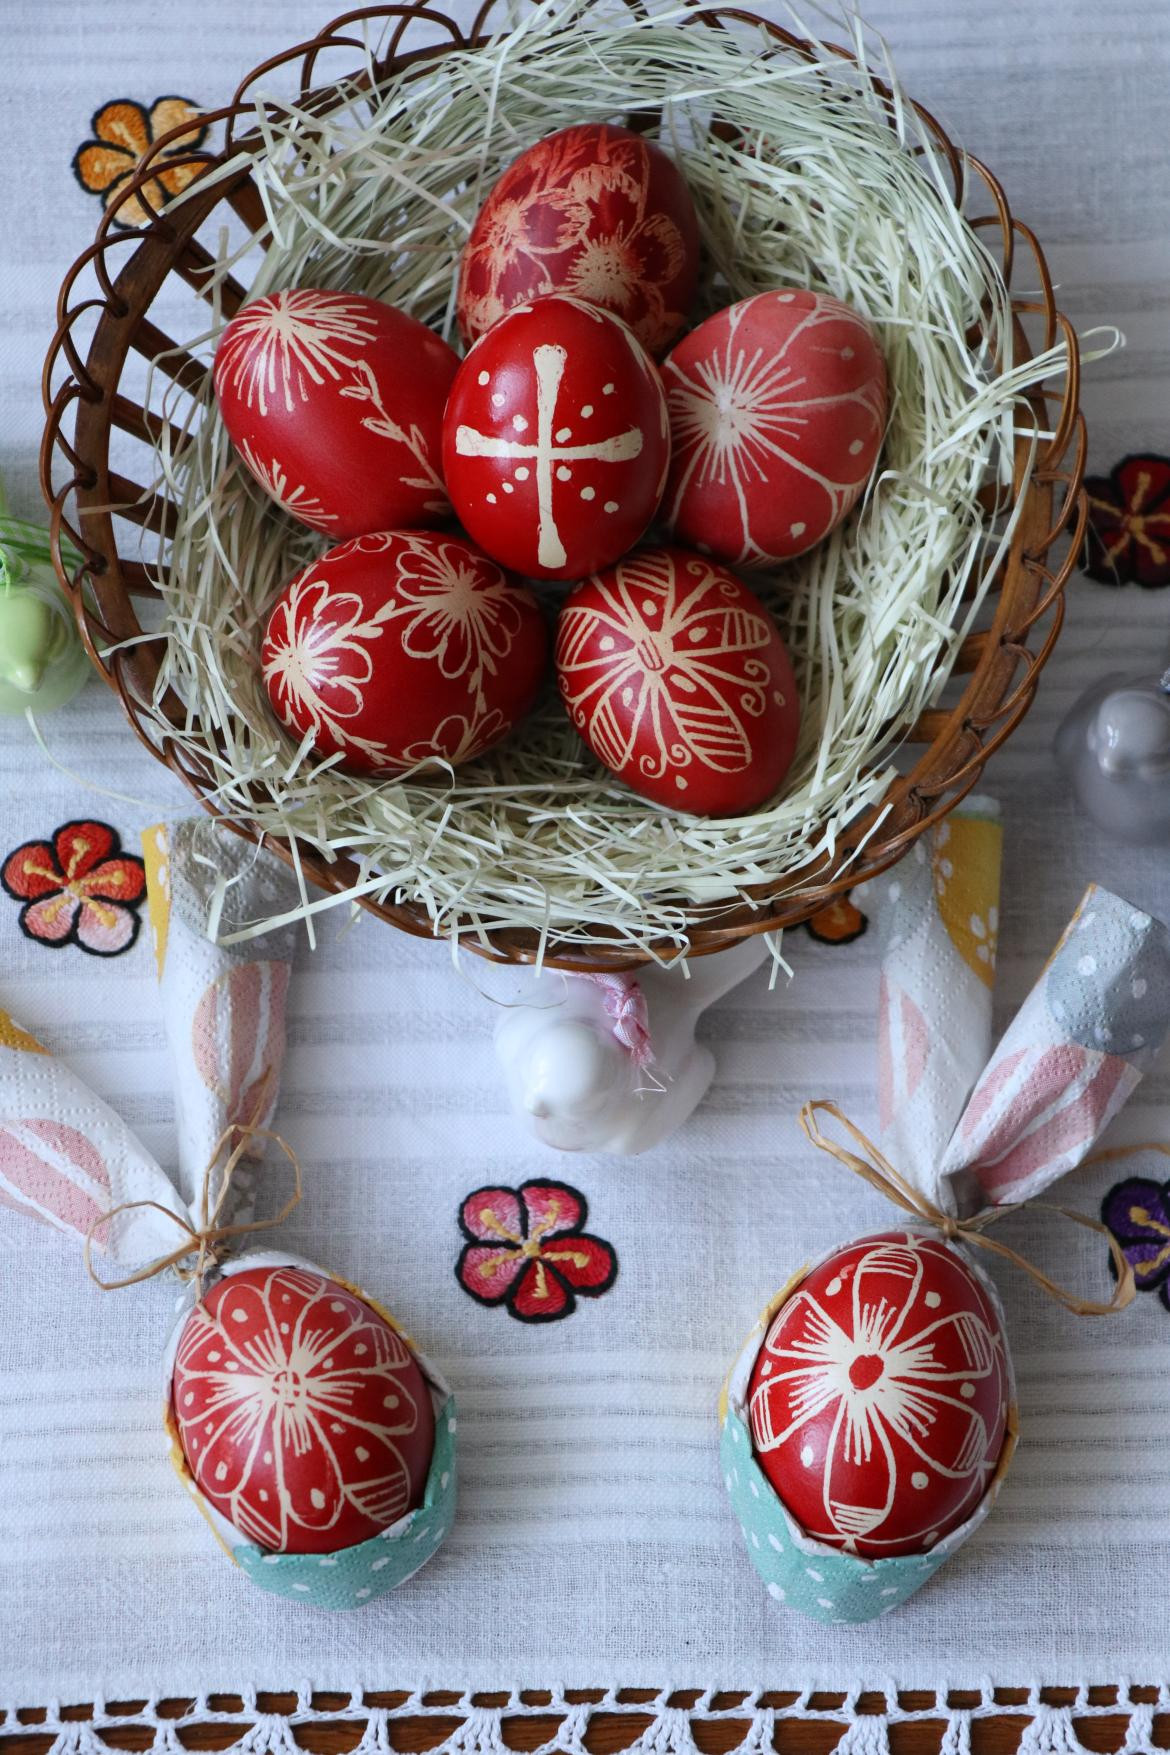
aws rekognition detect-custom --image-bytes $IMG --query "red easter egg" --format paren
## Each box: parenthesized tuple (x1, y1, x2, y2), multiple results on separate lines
(443, 295, 670, 581)
(662, 289, 888, 566)
(555, 545, 800, 815)
(172, 1264, 435, 1554)
(748, 1230, 1010, 1558)
(214, 289, 458, 539)
(457, 123, 700, 356)
(261, 529, 547, 775)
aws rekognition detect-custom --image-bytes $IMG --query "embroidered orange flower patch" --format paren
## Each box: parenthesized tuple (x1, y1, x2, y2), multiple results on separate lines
(805, 892, 868, 946)
(72, 96, 210, 229)
(2, 820, 145, 957)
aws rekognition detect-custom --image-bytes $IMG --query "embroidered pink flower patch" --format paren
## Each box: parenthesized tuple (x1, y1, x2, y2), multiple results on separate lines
(456, 1180, 617, 1323)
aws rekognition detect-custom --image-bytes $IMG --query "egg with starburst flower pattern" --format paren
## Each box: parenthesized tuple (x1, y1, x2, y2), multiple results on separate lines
(214, 289, 458, 538)
(661, 289, 887, 567)
(555, 545, 800, 815)
(261, 529, 547, 776)
(747, 1230, 1010, 1559)
(171, 1264, 436, 1554)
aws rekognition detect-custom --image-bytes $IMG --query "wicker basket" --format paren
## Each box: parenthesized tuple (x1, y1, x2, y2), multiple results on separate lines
(40, 1, 1087, 971)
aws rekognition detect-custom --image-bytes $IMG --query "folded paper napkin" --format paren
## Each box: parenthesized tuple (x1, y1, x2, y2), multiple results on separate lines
(141, 818, 298, 1222)
(863, 798, 1170, 1214)
(0, 819, 297, 1269)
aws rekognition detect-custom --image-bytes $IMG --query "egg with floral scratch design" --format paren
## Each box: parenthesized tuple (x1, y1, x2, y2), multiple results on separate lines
(457, 122, 700, 356)
(748, 1231, 1010, 1558)
(171, 1265, 435, 1553)
(214, 289, 458, 538)
(261, 530, 547, 775)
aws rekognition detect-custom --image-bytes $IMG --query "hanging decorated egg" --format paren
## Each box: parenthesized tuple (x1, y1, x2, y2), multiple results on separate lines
(171, 1264, 436, 1554)
(214, 289, 458, 539)
(555, 545, 800, 814)
(457, 122, 701, 356)
(442, 295, 670, 581)
(661, 289, 887, 566)
(261, 529, 547, 775)
(747, 1231, 1010, 1558)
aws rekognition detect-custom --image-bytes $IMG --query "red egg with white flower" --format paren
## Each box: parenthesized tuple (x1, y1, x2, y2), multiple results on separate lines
(662, 288, 887, 566)
(171, 1264, 435, 1554)
(261, 529, 547, 775)
(457, 122, 700, 356)
(555, 545, 800, 815)
(747, 1230, 1010, 1558)
(214, 289, 457, 539)
(442, 295, 670, 582)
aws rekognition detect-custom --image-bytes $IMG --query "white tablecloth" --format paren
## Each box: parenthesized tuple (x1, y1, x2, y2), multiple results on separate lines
(2, 0, 1170, 1709)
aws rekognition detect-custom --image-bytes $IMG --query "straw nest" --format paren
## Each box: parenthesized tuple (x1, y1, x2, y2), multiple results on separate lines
(146, 0, 1071, 958)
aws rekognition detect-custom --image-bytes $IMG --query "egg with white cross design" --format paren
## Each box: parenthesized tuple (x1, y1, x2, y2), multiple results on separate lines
(441, 295, 670, 581)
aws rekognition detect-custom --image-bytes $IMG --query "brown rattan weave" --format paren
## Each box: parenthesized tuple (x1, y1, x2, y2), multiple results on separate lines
(40, 1, 1088, 971)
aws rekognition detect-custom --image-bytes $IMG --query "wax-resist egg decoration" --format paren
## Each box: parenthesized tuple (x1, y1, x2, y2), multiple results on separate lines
(747, 1231, 1010, 1558)
(457, 123, 700, 355)
(555, 546, 800, 814)
(214, 289, 457, 538)
(171, 1264, 436, 1554)
(662, 289, 887, 566)
(442, 295, 669, 581)
(261, 529, 547, 775)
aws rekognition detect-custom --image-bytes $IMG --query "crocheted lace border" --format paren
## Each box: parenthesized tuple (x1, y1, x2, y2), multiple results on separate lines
(3, 1687, 1169, 1755)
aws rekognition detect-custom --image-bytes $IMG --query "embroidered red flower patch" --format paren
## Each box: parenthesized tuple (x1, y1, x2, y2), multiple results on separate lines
(1084, 453, 1170, 588)
(456, 1180, 617, 1323)
(2, 821, 146, 956)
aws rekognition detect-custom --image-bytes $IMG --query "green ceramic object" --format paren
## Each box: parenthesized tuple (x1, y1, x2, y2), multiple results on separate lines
(0, 480, 90, 715)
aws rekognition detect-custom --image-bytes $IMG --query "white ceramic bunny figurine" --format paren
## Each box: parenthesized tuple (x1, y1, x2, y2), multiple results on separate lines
(494, 934, 770, 1154)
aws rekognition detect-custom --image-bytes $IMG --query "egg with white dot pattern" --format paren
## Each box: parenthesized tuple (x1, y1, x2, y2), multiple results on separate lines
(172, 1264, 435, 1554)
(661, 288, 887, 567)
(746, 1230, 1009, 1558)
(442, 295, 669, 580)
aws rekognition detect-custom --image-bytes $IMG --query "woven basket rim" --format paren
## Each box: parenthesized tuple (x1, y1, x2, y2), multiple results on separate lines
(40, 0, 1088, 970)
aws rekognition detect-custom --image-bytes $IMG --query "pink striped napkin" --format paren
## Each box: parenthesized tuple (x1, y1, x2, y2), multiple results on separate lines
(866, 805, 1170, 1215)
(0, 820, 298, 1269)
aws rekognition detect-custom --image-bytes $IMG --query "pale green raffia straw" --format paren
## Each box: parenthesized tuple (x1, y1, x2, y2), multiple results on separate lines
(126, 0, 1100, 959)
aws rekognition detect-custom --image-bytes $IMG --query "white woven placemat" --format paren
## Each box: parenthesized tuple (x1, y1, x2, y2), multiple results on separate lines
(2, 0, 1169, 1704)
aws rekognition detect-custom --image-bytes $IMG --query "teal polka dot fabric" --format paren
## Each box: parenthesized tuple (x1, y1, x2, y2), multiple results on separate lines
(231, 1395, 457, 1609)
(720, 1408, 946, 1624)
